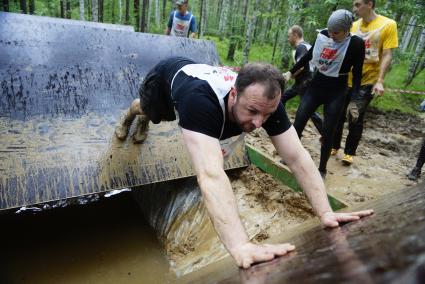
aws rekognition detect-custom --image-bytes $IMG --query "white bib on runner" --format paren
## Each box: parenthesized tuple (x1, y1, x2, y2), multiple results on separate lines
(170, 11, 193, 37)
(353, 20, 390, 63)
(311, 32, 351, 77)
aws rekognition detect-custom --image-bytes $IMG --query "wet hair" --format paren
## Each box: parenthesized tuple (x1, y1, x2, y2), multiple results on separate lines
(363, 0, 376, 9)
(235, 63, 284, 100)
(289, 25, 304, 38)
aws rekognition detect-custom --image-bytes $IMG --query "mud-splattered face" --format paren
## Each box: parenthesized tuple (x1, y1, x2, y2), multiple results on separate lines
(229, 84, 280, 133)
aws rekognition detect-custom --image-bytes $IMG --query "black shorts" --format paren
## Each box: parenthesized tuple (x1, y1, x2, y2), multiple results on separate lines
(139, 57, 195, 124)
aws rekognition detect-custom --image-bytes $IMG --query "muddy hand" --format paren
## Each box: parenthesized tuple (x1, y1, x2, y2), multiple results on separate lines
(232, 242, 295, 269)
(372, 82, 384, 97)
(320, 210, 374, 228)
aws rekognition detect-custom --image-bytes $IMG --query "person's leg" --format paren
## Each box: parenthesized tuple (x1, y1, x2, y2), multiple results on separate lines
(344, 85, 374, 161)
(281, 85, 298, 105)
(298, 77, 324, 136)
(408, 139, 425, 180)
(115, 99, 145, 140)
(318, 88, 347, 176)
(293, 87, 321, 138)
(332, 88, 352, 153)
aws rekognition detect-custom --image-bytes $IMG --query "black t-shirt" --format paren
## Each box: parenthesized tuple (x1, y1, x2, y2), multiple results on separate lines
(172, 72, 292, 140)
(294, 41, 311, 82)
(290, 30, 365, 95)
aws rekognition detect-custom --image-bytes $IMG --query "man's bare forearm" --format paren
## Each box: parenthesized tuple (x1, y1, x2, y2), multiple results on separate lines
(197, 170, 249, 255)
(377, 49, 392, 83)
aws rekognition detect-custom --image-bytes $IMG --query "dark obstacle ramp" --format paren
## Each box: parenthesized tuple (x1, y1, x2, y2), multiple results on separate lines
(179, 182, 425, 283)
(0, 12, 249, 210)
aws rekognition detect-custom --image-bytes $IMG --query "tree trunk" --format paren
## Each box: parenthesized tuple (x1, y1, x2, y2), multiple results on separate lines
(111, 0, 115, 23)
(20, 0, 26, 14)
(79, 0, 85, 20)
(92, 0, 98, 22)
(147, 0, 153, 32)
(28, 0, 34, 14)
(162, 0, 166, 21)
(406, 27, 425, 86)
(243, 0, 260, 65)
(134, 0, 140, 30)
(201, 0, 208, 37)
(271, 16, 281, 62)
(260, 0, 273, 43)
(140, 0, 148, 32)
(98, 0, 103, 22)
(226, 0, 239, 61)
(125, 0, 129, 24)
(218, 0, 229, 40)
(155, 0, 160, 27)
(2, 0, 9, 12)
(60, 0, 65, 18)
(401, 16, 417, 52)
(198, 0, 203, 38)
(66, 0, 71, 19)
(118, 0, 122, 23)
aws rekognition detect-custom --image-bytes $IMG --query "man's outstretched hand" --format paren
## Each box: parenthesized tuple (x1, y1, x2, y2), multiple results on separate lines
(320, 210, 374, 228)
(231, 242, 295, 269)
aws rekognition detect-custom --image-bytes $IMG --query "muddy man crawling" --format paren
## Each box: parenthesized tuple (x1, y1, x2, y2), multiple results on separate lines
(115, 57, 374, 268)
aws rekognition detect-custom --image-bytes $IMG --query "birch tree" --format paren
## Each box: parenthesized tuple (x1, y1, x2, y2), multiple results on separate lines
(243, 0, 260, 64)
(134, 0, 139, 30)
(406, 27, 425, 86)
(92, 0, 98, 22)
(79, 0, 85, 20)
(147, 0, 153, 32)
(155, 0, 160, 27)
(218, 0, 229, 40)
(227, 0, 240, 61)
(401, 16, 417, 52)
(200, 0, 207, 37)
(119, 0, 122, 22)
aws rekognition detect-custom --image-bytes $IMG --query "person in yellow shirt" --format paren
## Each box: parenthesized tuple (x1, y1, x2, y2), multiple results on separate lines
(332, 0, 398, 165)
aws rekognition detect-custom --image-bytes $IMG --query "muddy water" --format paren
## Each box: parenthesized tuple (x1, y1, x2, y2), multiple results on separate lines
(0, 193, 176, 284)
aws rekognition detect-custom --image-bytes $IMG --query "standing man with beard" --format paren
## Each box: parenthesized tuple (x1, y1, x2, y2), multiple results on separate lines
(115, 57, 373, 268)
(332, 0, 398, 165)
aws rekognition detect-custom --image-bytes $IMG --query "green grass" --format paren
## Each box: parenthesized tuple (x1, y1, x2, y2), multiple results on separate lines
(207, 36, 425, 114)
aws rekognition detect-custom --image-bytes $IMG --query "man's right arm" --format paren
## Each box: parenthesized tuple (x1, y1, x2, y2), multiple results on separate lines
(165, 12, 173, 35)
(181, 128, 295, 268)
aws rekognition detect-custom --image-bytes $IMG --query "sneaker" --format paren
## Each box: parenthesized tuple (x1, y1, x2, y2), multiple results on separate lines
(115, 110, 134, 140)
(132, 115, 150, 143)
(331, 148, 338, 156)
(342, 154, 353, 166)
(407, 167, 421, 181)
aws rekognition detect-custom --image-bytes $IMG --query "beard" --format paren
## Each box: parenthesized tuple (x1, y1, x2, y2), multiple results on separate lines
(231, 104, 256, 133)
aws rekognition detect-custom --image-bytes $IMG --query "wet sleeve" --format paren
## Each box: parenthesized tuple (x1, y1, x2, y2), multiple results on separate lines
(190, 15, 197, 33)
(350, 36, 365, 100)
(262, 103, 292, 137)
(290, 43, 313, 74)
(167, 12, 173, 29)
(382, 20, 398, 49)
(177, 88, 223, 139)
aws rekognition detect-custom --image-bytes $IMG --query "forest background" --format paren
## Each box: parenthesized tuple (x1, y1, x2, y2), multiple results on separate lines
(1, 0, 424, 113)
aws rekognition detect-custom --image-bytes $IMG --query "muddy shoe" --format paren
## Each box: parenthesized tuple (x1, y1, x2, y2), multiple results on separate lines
(407, 167, 421, 181)
(132, 115, 150, 143)
(342, 154, 353, 166)
(331, 148, 338, 156)
(115, 110, 135, 140)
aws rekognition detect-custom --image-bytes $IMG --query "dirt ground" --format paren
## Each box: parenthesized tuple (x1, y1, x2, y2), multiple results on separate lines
(166, 107, 424, 275)
(246, 107, 425, 205)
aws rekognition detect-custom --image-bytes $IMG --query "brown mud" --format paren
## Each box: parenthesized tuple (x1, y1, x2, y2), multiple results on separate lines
(246, 107, 425, 205)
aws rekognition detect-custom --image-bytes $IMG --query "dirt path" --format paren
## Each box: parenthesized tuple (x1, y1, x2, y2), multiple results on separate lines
(246, 107, 425, 205)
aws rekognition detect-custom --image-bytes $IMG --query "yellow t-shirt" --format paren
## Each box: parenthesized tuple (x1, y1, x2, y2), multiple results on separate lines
(348, 15, 398, 86)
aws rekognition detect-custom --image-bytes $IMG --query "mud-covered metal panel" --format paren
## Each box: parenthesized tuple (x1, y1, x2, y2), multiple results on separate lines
(0, 14, 249, 210)
(0, 11, 135, 31)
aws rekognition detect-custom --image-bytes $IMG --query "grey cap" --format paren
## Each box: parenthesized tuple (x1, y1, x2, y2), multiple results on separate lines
(327, 9, 353, 32)
(175, 0, 188, 5)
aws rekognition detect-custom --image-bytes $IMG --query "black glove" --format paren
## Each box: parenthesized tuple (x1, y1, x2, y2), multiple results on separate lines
(346, 101, 359, 123)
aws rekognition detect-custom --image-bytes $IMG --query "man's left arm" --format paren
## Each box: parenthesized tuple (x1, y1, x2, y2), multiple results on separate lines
(189, 16, 197, 38)
(270, 127, 374, 227)
(373, 48, 393, 96)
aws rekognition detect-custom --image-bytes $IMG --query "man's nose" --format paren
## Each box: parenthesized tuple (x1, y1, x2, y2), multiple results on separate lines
(252, 116, 263, 128)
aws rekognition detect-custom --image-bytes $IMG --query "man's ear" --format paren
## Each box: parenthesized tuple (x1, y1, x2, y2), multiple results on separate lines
(230, 87, 238, 104)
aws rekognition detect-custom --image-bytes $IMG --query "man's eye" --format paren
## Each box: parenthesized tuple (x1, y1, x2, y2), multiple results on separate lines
(248, 109, 256, 114)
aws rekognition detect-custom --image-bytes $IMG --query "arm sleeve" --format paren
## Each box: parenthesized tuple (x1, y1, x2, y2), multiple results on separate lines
(295, 45, 309, 62)
(262, 103, 292, 136)
(177, 88, 223, 139)
(167, 12, 173, 29)
(290, 43, 313, 74)
(351, 37, 365, 100)
(190, 15, 197, 33)
(382, 20, 398, 49)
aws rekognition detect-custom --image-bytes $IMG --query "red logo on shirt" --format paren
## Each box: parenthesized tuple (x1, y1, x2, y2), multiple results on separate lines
(320, 48, 337, 60)
(223, 75, 235, 82)
(364, 39, 371, 48)
(176, 23, 185, 31)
